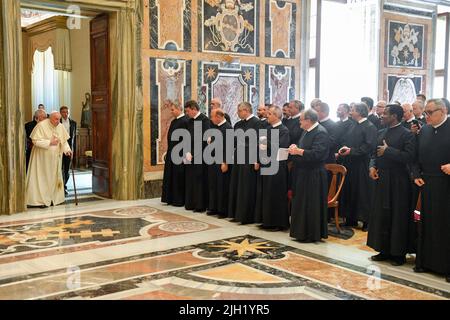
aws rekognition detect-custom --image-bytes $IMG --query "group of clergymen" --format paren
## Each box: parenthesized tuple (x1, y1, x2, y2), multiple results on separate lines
(161, 94, 450, 283)
(25, 104, 77, 207)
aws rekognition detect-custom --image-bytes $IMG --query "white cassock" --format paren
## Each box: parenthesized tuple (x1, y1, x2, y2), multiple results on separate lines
(26, 119, 71, 206)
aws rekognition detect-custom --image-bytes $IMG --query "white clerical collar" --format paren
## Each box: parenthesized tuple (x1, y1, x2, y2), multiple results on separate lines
(260, 118, 267, 121)
(307, 122, 319, 132)
(272, 121, 282, 128)
(176, 113, 185, 119)
(218, 119, 226, 127)
(390, 122, 401, 129)
(320, 116, 330, 123)
(193, 112, 201, 119)
(406, 117, 415, 123)
(433, 117, 447, 129)
(342, 117, 349, 122)
(245, 114, 254, 121)
(291, 113, 301, 119)
(358, 118, 367, 124)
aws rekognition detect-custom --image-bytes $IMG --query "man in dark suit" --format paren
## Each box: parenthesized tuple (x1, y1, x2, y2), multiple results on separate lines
(60, 106, 77, 195)
(25, 109, 47, 172)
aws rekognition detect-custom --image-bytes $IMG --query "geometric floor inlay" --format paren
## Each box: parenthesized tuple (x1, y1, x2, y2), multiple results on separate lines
(1, 235, 447, 300)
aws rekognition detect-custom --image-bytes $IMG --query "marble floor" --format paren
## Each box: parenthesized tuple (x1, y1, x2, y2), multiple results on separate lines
(0, 198, 448, 300)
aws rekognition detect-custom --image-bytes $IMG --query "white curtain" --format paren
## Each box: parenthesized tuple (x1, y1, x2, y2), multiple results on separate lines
(31, 47, 71, 113)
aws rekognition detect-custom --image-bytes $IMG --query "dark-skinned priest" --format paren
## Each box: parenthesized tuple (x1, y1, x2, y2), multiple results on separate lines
(367, 104, 416, 266)
(161, 100, 189, 207)
(255, 106, 290, 231)
(184, 100, 210, 212)
(207, 108, 232, 218)
(412, 99, 450, 283)
(288, 109, 330, 242)
(338, 102, 377, 231)
(228, 102, 262, 224)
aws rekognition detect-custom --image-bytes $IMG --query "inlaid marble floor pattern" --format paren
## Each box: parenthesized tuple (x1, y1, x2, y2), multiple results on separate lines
(0, 198, 448, 300)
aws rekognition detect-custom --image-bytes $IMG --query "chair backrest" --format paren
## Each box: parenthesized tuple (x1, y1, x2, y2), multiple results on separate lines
(325, 164, 347, 203)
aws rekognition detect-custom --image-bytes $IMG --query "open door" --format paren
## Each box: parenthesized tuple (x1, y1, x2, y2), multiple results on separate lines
(90, 14, 111, 198)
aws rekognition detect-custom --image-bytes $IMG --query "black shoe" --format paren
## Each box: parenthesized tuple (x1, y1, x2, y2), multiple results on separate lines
(371, 253, 390, 261)
(206, 210, 217, 215)
(39, 205, 48, 209)
(362, 222, 368, 232)
(64, 190, 69, 196)
(217, 214, 227, 219)
(413, 266, 426, 273)
(446, 275, 450, 283)
(230, 218, 238, 222)
(193, 208, 206, 213)
(390, 256, 406, 266)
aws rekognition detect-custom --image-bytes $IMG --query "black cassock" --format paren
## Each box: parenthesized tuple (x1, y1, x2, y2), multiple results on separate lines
(367, 124, 416, 256)
(254, 123, 290, 228)
(413, 118, 450, 276)
(368, 114, 384, 130)
(319, 118, 339, 164)
(185, 113, 210, 211)
(208, 121, 233, 216)
(290, 124, 330, 242)
(285, 115, 304, 192)
(25, 120, 37, 172)
(161, 115, 189, 206)
(335, 118, 355, 155)
(339, 119, 377, 225)
(228, 116, 262, 223)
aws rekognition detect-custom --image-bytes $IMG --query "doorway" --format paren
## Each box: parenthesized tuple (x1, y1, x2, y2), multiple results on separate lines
(20, 3, 112, 201)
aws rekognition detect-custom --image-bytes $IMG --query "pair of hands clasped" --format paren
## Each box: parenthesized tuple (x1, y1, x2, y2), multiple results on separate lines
(288, 144, 305, 156)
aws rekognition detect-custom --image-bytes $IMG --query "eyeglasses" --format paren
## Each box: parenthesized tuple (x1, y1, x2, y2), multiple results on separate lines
(424, 108, 442, 116)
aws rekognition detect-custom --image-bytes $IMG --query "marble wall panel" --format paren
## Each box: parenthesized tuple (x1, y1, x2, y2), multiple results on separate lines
(265, 64, 294, 107)
(150, 58, 191, 165)
(265, 0, 296, 58)
(149, 0, 191, 51)
(199, 0, 258, 55)
(198, 61, 259, 125)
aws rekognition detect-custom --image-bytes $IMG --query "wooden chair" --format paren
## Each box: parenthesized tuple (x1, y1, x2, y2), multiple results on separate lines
(325, 164, 347, 233)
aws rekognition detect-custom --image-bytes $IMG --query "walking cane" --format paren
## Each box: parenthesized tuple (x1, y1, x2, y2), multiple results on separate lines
(71, 154, 78, 206)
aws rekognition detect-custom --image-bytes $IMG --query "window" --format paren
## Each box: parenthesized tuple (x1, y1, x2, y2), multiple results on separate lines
(434, 12, 449, 98)
(31, 47, 71, 113)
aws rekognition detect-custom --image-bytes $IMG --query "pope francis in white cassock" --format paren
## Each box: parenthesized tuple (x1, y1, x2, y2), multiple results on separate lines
(26, 112, 73, 207)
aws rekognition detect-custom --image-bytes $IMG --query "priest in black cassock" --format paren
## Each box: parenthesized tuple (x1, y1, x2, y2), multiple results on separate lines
(313, 102, 339, 164)
(285, 100, 305, 200)
(367, 104, 416, 266)
(184, 100, 210, 212)
(161, 100, 189, 207)
(335, 103, 355, 156)
(255, 106, 290, 231)
(338, 102, 377, 231)
(412, 100, 426, 124)
(401, 103, 416, 130)
(282, 102, 290, 126)
(210, 97, 231, 124)
(228, 102, 262, 224)
(288, 109, 330, 242)
(367, 100, 386, 130)
(412, 99, 450, 283)
(207, 108, 232, 218)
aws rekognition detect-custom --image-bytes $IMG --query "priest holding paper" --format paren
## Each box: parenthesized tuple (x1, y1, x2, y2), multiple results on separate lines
(26, 112, 73, 207)
(255, 106, 290, 230)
